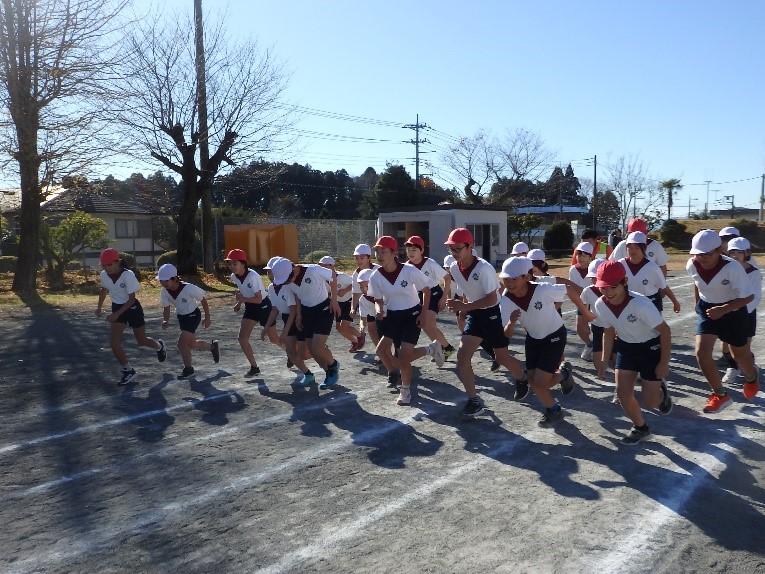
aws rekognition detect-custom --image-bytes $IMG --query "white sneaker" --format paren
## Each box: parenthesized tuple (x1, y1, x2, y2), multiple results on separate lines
(580, 345, 593, 361)
(428, 340, 445, 367)
(397, 386, 412, 406)
(722, 367, 740, 384)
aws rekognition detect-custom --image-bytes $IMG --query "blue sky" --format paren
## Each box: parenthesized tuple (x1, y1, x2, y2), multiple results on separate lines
(115, 1, 765, 213)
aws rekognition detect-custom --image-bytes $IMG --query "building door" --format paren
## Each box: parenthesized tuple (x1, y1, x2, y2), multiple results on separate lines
(481, 224, 491, 261)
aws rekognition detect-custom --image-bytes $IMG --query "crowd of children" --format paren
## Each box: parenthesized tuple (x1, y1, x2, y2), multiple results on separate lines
(96, 219, 761, 446)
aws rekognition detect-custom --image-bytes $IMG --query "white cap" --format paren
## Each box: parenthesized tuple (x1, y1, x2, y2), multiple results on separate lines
(690, 229, 722, 254)
(264, 256, 282, 270)
(586, 258, 606, 278)
(575, 241, 595, 255)
(527, 248, 545, 261)
(719, 226, 740, 238)
(271, 258, 293, 285)
(357, 268, 374, 282)
(443, 254, 456, 268)
(319, 255, 336, 266)
(511, 241, 529, 255)
(156, 263, 178, 281)
(353, 244, 372, 256)
(626, 231, 647, 245)
(498, 256, 533, 279)
(727, 237, 751, 251)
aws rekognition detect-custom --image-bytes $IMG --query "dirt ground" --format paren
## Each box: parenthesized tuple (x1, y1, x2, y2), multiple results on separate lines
(0, 265, 763, 573)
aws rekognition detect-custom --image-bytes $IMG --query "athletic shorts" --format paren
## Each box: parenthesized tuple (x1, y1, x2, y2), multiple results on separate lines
(365, 314, 376, 323)
(243, 299, 272, 327)
(379, 305, 422, 347)
(281, 313, 302, 339)
(525, 325, 567, 374)
(336, 300, 353, 323)
(615, 336, 661, 381)
(591, 324, 605, 353)
(695, 299, 749, 347)
(464, 305, 509, 349)
(747, 310, 757, 339)
(647, 292, 663, 312)
(300, 298, 334, 339)
(112, 300, 145, 329)
(177, 308, 201, 333)
(419, 285, 443, 313)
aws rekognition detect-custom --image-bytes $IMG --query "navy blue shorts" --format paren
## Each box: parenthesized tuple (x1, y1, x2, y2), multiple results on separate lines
(336, 300, 353, 323)
(178, 308, 201, 333)
(464, 305, 509, 349)
(747, 311, 757, 339)
(243, 299, 272, 327)
(615, 336, 661, 381)
(281, 312, 301, 338)
(695, 300, 749, 347)
(112, 301, 145, 329)
(648, 292, 663, 312)
(591, 324, 605, 353)
(419, 285, 443, 313)
(365, 314, 376, 323)
(301, 298, 334, 339)
(525, 325, 567, 374)
(379, 305, 421, 347)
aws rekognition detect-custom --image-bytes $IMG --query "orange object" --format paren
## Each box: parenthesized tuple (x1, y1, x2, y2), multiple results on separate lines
(223, 224, 298, 266)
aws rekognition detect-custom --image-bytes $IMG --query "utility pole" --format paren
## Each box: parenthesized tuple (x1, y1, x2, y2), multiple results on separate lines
(723, 195, 735, 219)
(195, 0, 212, 271)
(404, 114, 429, 191)
(759, 174, 765, 222)
(704, 180, 711, 218)
(592, 155, 597, 230)
(687, 193, 697, 218)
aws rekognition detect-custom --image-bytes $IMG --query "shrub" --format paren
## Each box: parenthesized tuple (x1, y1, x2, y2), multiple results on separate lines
(0, 255, 17, 272)
(660, 219, 692, 249)
(305, 250, 330, 263)
(157, 250, 177, 267)
(543, 222, 574, 255)
(731, 219, 765, 248)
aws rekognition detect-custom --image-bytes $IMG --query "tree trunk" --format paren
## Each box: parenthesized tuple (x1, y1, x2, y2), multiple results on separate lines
(202, 188, 213, 270)
(194, 0, 212, 272)
(11, 132, 42, 294)
(176, 178, 200, 276)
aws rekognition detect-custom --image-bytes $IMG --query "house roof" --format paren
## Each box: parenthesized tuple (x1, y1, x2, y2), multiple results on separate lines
(0, 189, 20, 213)
(379, 203, 508, 213)
(41, 189, 169, 215)
(514, 205, 588, 214)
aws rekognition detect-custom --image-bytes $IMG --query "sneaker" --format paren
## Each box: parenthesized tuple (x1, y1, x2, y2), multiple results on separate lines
(537, 406, 564, 427)
(514, 379, 529, 401)
(717, 353, 732, 368)
(397, 386, 412, 406)
(178, 366, 194, 379)
(743, 367, 760, 400)
(118, 368, 137, 386)
(319, 361, 339, 390)
(156, 339, 166, 362)
(246, 365, 261, 377)
(387, 370, 401, 390)
(612, 394, 621, 406)
(621, 425, 651, 445)
(703, 392, 731, 413)
(462, 396, 486, 417)
(296, 372, 315, 387)
(559, 362, 574, 395)
(442, 344, 455, 360)
(210, 340, 220, 363)
(580, 344, 593, 361)
(722, 367, 739, 384)
(658, 381, 673, 415)
(490, 360, 500, 372)
(429, 340, 445, 367)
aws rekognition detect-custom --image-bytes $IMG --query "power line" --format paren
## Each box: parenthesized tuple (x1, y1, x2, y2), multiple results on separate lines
(284, 128, 405, 144)
(274, 103, 406, 128)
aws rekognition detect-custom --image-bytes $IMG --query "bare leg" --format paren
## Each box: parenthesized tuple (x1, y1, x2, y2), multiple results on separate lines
(238, 319, 257, 367)
(110, 322, 128, 366)
(456, 335, 482, 397)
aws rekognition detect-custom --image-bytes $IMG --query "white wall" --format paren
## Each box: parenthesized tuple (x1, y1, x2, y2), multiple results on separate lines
(78, 213, 165, 268)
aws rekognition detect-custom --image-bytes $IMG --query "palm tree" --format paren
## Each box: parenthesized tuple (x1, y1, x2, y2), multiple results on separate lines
(660, 178, 683, 220)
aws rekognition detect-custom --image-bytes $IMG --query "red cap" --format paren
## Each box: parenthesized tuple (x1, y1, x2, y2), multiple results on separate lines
(595, 260, 626, 288)
(404, 235, 425, 250)
(374, 236, 398, 251)
(444, 228, 473, 246)
(627, 218, 648, 233)
(100, 248, 120, 266)
(225, 248, 248, 263)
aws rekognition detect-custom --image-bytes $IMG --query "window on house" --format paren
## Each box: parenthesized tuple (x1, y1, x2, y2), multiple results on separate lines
(466, 224, 483, 245)
(491, 224, 499, 246)
(115, 219, 138, 238)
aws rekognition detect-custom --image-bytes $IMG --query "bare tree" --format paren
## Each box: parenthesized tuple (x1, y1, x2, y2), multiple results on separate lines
(604, 155, 662, 230)
(497, 128, 553, 181)
(442, 130, 502, 204)
(112, 11, 288, 274)
(0, 0, 129, 293)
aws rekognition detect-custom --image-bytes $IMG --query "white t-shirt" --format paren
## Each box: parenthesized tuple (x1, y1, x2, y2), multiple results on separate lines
(745, 266, 762, 313)
(611, 238, 669, 267)
(352, 264, 380, 295)
(568, 265, 590, 289)
(409, 257, 447, 289)
(267, 283, 296, 315)
(593, 291, 663, 343)
(359, 294, 377, 317)
(100, 269, 140, 305)
(500, 282, 566, 339)
(619, 258, 666, 297)
(292, 264, 333, 308)
(449, 257, 499, 307)
(686, 255, 752, 304)
(581, 285, 608, 328)
(368, 262, 430, 311)
(334, 272, 353, 303)
(230, 269, 266, 299)
(160, 282, 206, 316)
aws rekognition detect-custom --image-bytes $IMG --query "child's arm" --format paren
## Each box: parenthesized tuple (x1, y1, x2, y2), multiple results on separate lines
(503, 309, 521, 337)
(236, 291, 263, 304)
(598, 327, 616, 378)
(554, 276, 582, 292)
(108, 293, 137, 322)
(338, 284, 353, 297)
(439, 274, 451, 312)
(329, 271, 340, 316)
(261, 307, 279, 340)
(351, 292, 361, 317)
(283, 305, 297, 340)
(566, 285, 596, 322)
(201, 298, 211, 328)
(162, 305, 171, 329)
(96, 288, 107, 317)
(661, 285, 681, 314)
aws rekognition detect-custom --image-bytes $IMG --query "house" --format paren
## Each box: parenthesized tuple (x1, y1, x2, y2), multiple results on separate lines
(377, 205, 508, 266)
(512, 205, 591, 248)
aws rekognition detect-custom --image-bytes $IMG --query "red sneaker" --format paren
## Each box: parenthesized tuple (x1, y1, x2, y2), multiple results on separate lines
(743, 381, 760, 400)
(703, 392, 731, 413)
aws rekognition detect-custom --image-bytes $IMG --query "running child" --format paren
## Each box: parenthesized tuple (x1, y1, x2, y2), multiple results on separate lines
(404, 235, 455, 360)
(157, 263, 219, 379)
(610, 218, 669, 275)
(579, 258, 608, 376)
(593, 260, 673, 444)
(570, 241, 595, 359)
(511, 242, 529, 257)
(319, 256, 362, 352)
(351, 244, 380, 353)
(500, 257, 595, 425)
(618, 232, 681, 313)
(686, 229, 759, 411)
(226, 249, 277, 376)
(368, 235, 444, 406)
(444, 228, 527, 417)
(96, 248, 166, 385)
(356, 267, 381, 351)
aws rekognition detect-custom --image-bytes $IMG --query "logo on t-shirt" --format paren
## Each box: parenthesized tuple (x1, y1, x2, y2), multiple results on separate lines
(534, 301, 543, 310)
(400, 280, 408, 288)
(642, 279, 649, 285)
(472, 272, 480, 280)
(247, 283, 252, 288)
(119, 283, 126, 288)
(721, 279, 730, 285)
(627, 313, 637, 323)
(648, 251, 655, 258)
(305, 277, 312, 284)
(181, 298, 187, 304)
